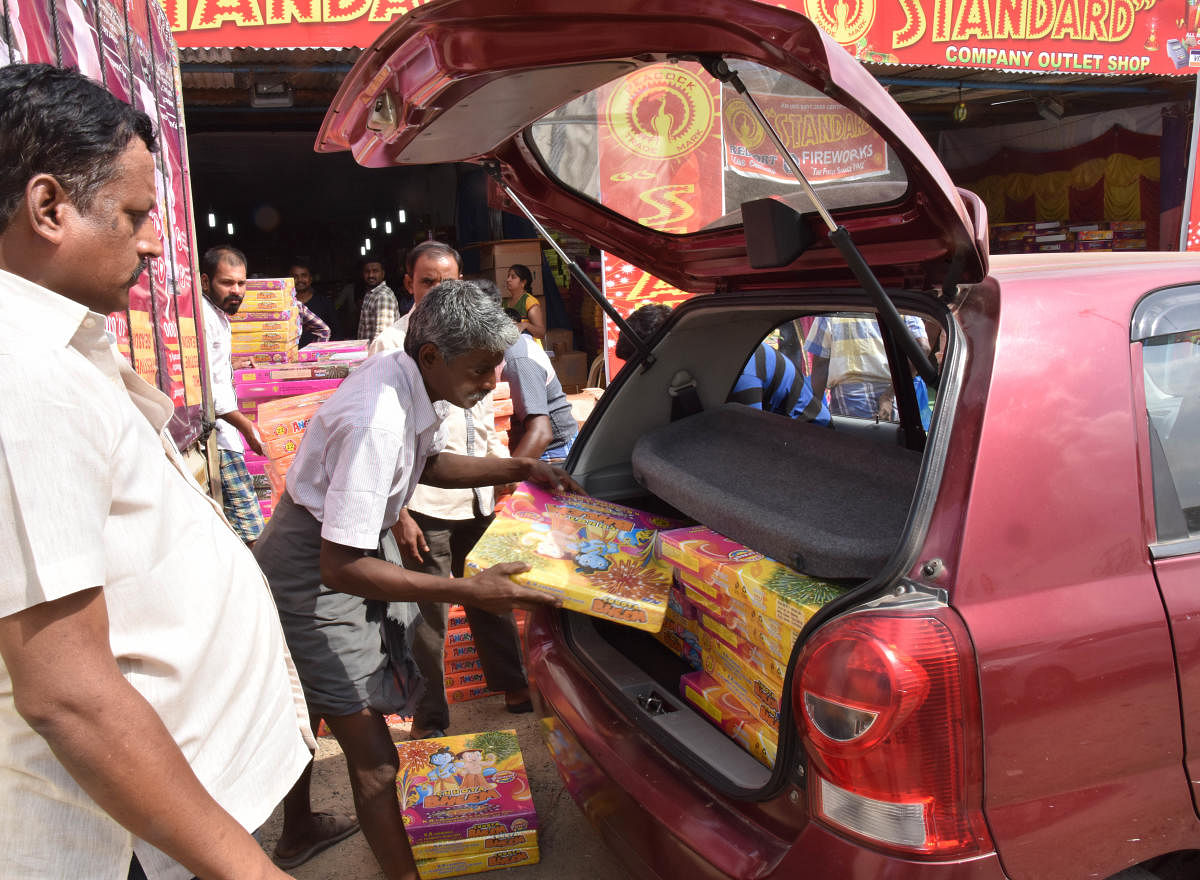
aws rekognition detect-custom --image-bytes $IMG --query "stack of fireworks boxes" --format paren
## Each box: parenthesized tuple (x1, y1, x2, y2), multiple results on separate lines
(653, 526, 845, 768)
(395, 729, 540, 878)
(231, 280, 368, 521)
(442, 605, 528, 705)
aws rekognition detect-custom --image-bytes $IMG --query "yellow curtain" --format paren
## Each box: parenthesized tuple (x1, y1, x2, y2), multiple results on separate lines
(968, 154, 1159, 223)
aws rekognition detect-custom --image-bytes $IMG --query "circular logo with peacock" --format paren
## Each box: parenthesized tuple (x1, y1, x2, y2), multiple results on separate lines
(723, 97, 765, 152)
(805, 0, 875, 45)
(606, 65, 714, 160)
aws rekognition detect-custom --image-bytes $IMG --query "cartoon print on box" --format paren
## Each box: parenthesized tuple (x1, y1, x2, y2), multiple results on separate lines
(466, 484, 683, 633)
(394, 730, 537, 847)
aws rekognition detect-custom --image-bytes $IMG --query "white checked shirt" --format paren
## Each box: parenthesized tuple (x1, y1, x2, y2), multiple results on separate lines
(367, 320, 507, 520)
(0, 269, 313, 880)
(285, 348, 446, 549)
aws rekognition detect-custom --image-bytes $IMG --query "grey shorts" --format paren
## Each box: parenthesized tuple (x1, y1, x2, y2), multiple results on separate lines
(252, 492, 422, 717)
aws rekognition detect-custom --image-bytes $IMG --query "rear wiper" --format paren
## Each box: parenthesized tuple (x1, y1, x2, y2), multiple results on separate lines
(699, 56, 940, 390)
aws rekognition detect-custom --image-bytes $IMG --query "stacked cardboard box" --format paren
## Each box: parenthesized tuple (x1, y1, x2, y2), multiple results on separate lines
(543, 328, 588, 394)
(492, 381, 512, 451)
(230, 279, 300, 365)
(395, 729, 540, 878)
(990, 220, 1149, 254)
(654, 525, 846, 768)
(441, 605, 529, 704)
(234, 340, 366, 521)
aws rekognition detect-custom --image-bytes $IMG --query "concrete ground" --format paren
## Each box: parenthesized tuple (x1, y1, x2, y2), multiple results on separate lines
(258, 693, 631, 880)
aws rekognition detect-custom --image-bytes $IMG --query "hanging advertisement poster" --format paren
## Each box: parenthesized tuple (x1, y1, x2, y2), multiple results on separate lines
(10, 0, 55, 62)
(149, 0, 204, 443)
(54, 0, 102, 76)
(723, 90, 888, 184)
(594, 62, 723, 380)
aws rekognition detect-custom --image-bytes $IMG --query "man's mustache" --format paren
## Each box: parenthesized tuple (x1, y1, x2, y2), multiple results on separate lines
(127, 261, 147, 287)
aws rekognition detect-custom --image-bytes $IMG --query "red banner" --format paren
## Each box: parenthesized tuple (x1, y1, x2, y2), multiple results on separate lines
(165, 0, 1193, 77)
(595, 62, 723, 381)
(724, 91, 889, 184)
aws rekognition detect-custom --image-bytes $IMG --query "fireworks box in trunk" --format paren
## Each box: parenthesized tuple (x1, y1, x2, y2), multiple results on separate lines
(464, 484, 682, 633)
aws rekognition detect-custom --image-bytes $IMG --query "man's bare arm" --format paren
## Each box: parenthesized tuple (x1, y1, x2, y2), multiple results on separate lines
(0, 587, 292, 880)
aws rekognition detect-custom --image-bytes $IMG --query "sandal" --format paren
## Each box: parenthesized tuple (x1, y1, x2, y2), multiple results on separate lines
(273, 813, 360, 870)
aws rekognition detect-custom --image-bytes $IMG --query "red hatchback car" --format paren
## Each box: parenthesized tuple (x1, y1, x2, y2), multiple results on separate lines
(322, 2, 1200, 877)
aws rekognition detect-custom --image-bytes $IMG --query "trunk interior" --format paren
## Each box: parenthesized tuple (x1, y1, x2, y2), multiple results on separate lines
(557, 291, 949, 795)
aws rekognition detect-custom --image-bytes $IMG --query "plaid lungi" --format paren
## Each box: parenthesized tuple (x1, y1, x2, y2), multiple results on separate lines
(218, 449, 264, 543)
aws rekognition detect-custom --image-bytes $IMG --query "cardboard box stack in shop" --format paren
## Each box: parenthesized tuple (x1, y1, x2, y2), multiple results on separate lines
(443, 605, 528, 705)
(465, 486, 849, 769)
(232, 280, 370, 522)
(395, 729, 540, 878)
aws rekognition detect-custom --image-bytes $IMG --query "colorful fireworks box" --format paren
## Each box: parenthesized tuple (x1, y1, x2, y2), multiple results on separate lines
(680, 671, 778, 768)
(412, 830, 537, 860)
(656, 526, 845, 631)
(395, 730, 537, 848)
(416, 844, 540, 878)
(465, 485, 681, 633)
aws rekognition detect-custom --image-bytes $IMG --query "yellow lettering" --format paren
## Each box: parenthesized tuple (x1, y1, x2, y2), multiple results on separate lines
(951, 0, 995, 39)
(265, 0, 319, 25)
(1028, 0, 1056, 38)
(368, 0, 412, 22)
(993, 0, 1029, 38)
(190, 0, 264, 29)
(891, 0, 927, 47)
(1050, 0, 1083, 39)
(322, 0, 369, 23)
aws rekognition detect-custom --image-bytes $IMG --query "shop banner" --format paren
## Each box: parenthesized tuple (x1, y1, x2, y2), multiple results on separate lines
(595, 62, 722, 381)
(164, 0, 1190, 77)
(724, 90, 888, 184)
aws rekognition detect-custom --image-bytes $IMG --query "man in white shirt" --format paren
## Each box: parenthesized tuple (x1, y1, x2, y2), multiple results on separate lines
(254, 279, 578, 880)
(370, 249, 533, 739)
(0, 63, 313, 880)
(200, 244, 266, 544)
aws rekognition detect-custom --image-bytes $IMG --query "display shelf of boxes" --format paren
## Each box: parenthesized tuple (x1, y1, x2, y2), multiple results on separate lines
(989, 220, 1148, 254)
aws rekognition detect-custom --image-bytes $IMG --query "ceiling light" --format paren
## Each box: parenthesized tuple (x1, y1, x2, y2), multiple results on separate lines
(365, 237, 371, 251)
(398, 209, 406, 224)
(385, 221, 393, 234)
(370, 217, 378, 229)
(360, 246, 366, 256)
(249, 80, 293, 109)
(207, 212, 216, 228)
(226, 222, 234, 235)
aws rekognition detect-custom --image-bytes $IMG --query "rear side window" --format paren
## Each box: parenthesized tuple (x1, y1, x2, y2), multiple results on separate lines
(1134, 285, 1200, 545)
(1143, 330, 1200, 539)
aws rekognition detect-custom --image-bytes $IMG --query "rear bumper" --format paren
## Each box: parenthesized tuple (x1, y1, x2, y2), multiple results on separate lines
(527, 610, 1010, 880)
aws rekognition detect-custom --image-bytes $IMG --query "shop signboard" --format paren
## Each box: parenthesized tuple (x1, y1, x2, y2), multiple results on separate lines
(164, 0, 1192, 77)
(1, 0, 208, 448)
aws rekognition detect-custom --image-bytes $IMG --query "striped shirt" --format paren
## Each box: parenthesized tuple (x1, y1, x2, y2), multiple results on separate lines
(295, 297, 331, 346)
(729, 342, 830, 425)
(357, 282, 399, 342)
(805, 315, 928, 419)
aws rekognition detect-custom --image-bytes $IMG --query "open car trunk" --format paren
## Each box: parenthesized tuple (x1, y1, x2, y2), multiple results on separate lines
(557, 291, 951, 796)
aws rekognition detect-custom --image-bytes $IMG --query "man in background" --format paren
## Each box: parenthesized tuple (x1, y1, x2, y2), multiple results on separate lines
(200, 244, 266, 545)
(369, 244, 533, 739)
(357, 257, 399, 343)
(0, 62, 312, 880)
(289, 258, 334, 346)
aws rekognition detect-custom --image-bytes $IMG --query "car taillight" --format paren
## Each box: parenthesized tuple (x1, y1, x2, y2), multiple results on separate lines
(795, 609, 991, 859)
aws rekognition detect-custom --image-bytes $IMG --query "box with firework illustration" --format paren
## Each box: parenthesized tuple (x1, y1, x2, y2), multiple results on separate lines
(680, 671, 778, 768)
(412, 829, 537, 861)
(395, 730, 537, 848)
(656, 526, 846, 632)
(464, 484, 682, 633)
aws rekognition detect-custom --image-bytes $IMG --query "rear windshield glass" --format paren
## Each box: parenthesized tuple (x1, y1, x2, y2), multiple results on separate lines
(527, 59, 907, 236)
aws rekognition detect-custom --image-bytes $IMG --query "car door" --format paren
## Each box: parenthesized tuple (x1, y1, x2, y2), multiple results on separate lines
(1136, 283, 1200, 816)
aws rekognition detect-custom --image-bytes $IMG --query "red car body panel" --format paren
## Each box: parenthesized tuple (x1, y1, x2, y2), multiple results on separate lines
(524, 254, 1200, 880)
